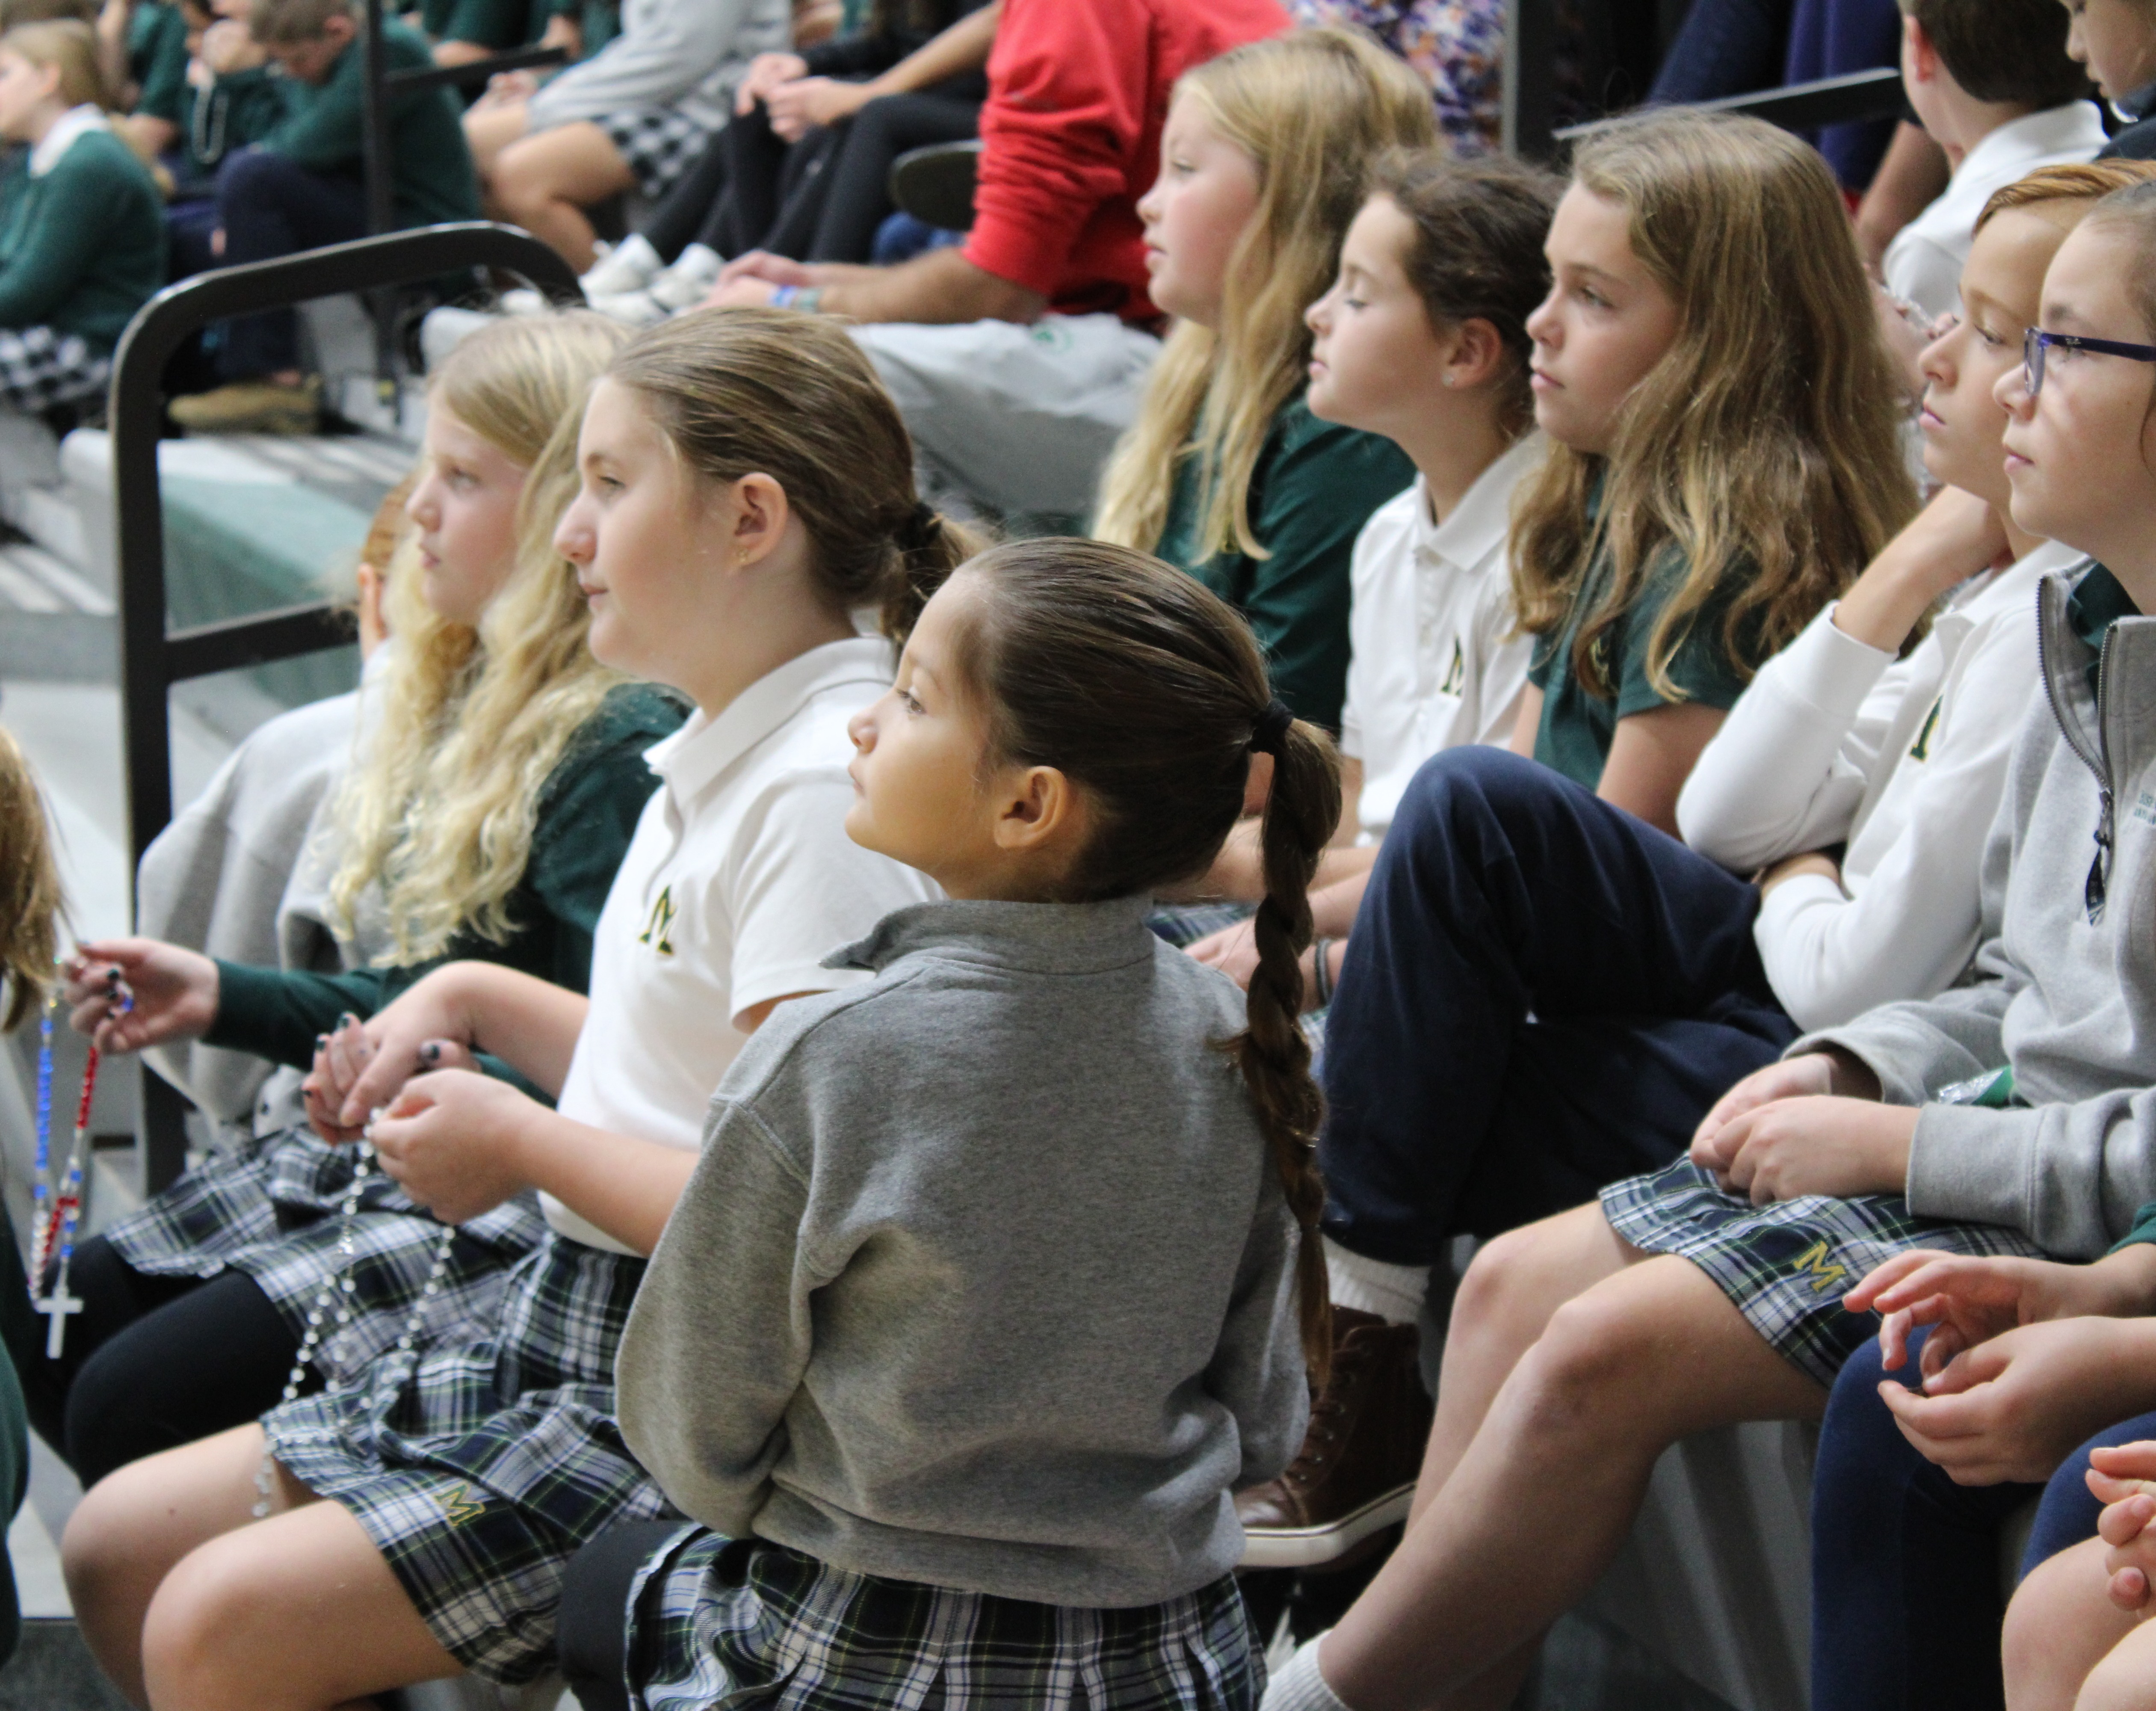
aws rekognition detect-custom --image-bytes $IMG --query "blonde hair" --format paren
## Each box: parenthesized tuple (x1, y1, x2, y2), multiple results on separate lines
(0, 725, 63, 1032)
(1511, 110, 1915, 701)
(1094, 28, 1436, 559)
(328, 311, 634, 965)
(0, 19, 109, 108)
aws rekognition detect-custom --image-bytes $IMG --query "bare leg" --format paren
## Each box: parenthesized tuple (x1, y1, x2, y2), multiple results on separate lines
(1319, 1255, 1825, 1711)
(2008, 1536, 2139, 1711)
(64, 1425, 297, 1707)
(1411, 1205, 1640, 1525)
(463, 101, 530, 195)
(142, 1500, 463, 1711)
(2076, 1612, 2156, 1711)
(489, 122, 638, 272)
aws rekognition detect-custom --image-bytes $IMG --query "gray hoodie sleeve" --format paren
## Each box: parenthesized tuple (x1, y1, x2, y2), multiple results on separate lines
(524, 0, 749, 129)
(615, 1094, 814, 1539)
(1202, 1189, 1310, 1492)
(1906, 1090, 2156, 1258)
(1786, 694, 2041, 1101)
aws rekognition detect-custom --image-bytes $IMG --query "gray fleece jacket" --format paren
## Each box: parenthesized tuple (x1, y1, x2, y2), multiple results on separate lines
(615, 895, 1309, 1608)
(1798, 563, 2156, 1257)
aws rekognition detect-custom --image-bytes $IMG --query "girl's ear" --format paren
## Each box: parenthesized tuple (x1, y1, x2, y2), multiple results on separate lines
(1445, 317, 1510, 392)
(730, 471, 791, 567)
(991, 764, 1085, 858)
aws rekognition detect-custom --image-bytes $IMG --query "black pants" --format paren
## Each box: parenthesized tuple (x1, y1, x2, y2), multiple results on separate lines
(18, 1234, 305, 1488)
(559, 1520, 686, 1711)
(641, 87, 981, 266)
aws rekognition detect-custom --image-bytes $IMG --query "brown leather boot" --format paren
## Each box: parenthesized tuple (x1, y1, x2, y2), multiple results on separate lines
(1236, 1305, 1434, 1569)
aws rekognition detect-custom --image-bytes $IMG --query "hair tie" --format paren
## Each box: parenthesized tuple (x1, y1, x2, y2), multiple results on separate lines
(898, 499, 940, 552)
(1250, 698, 1293, 755)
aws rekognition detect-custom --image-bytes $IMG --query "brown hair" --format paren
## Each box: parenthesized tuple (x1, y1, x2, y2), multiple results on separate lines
(0, 726, 64, 1032)
(1902, 0, 2090, 107)
(0, 18, 107, 107)
(1095, 27, 1437, 560)
(943, 537, 1340, 1380)
(1511, 110, 1915, 702)
(1366, 148, 1562, 439)
(608, 308, 979, 639)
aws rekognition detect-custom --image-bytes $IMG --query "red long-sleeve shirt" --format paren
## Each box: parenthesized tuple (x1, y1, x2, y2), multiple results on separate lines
(962, 0, 1291, 324)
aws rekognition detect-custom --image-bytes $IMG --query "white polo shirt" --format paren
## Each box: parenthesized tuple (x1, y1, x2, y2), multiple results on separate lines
(1338, 434, 1541, 840)
(547, 636, 938, 1252)
(1884, 102, 2109, 320)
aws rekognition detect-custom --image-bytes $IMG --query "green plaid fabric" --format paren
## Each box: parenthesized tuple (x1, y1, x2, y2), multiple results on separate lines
(267, 1231, 677, 1684)
(623, 1530, 1263, 1711)
(1601, 1159, 2042, 1388)
(103, 1123, 544, 1381)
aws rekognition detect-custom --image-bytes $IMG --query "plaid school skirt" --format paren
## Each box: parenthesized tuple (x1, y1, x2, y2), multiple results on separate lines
(622, 1529, 1263, 1711)
(103, 1122, 545, 1381)
(1600, 1158, 2043, 1388)
(267, 1229, 678, 1684)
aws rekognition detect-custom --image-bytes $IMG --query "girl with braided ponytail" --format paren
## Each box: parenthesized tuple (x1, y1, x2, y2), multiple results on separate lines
(544, 536, 1334, 1711)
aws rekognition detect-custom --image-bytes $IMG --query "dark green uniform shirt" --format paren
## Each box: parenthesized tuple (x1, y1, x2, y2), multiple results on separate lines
(0, 127, 164, 348)
(204, 684, 683, 1071)
(129, 0, 193, 125)
(1527, 504, 1758, 791)
(260, 21, 481, 228)
(1156, 393, 1414, 733)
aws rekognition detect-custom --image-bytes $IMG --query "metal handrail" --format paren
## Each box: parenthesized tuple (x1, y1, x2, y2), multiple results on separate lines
(109, 221, 580, 1188)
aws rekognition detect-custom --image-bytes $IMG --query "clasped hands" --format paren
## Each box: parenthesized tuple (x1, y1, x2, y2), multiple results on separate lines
(1685, 1050, 1912, 1205)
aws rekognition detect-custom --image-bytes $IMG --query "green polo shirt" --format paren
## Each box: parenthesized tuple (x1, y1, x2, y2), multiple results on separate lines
(130, 0, 192, 125)
(259, 21, 480, 228)
(1156, 394, 1414, 732)
(203, 683, 682, 1070)
(0, 127, 164, 349)
(1526, 497, 1757, 791)
(2067, 561, 2140, 698)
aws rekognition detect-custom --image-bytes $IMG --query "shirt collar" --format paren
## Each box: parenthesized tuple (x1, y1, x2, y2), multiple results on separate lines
(642, 635, 896, 811)
(1955, 103, 2110, 186)
(828, 894, 1162, 977)
(30, 105, 107, 177)
(1420, 432, 1544, 571)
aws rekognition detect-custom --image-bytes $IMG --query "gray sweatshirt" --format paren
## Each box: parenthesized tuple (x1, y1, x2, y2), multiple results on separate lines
(616, 895, 1309, 1608)
(1798, 564, 2156, 1257)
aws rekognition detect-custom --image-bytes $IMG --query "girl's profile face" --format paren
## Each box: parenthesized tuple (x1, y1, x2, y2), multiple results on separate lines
(404, 402, 527, 627)
(556, 377, 719, 693)
(0, 52, 57, 142)
(1918, 206, 2070, 512)
(1523, 184, 1681, 458)
(844, 574, 1005, 891)
(1998, 223, 2156, 565)
(2062, 0, 2156, 103)
(1305, 196, 1455, 436)
(1136, 90, 1262, 328)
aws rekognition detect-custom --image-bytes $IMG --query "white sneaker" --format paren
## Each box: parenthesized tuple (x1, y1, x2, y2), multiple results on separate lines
(579, 234, 662, 299)
(647, 242, 725, 311)
(588, 290, 671, 327)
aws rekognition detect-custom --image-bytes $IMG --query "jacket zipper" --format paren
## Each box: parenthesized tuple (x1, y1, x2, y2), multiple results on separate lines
(2041, 588, 2117, 922)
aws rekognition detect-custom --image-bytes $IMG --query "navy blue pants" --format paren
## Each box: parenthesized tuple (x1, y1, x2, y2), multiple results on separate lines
(1318, 748, 1800, 1266)
(1810, 1330, 2156, 1710)
(212, 148, 368, 381)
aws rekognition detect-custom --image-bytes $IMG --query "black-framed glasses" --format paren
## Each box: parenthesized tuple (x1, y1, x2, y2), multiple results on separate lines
(2024, 327, 2156, 396)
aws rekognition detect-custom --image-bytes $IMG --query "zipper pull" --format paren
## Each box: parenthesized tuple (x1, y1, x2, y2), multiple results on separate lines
(2089, 786, 2116, 923)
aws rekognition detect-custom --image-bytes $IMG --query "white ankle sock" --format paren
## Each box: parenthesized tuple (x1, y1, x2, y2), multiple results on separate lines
(1324, 1237, 1429, 1327)
(1264, 1636, 1353, 1711)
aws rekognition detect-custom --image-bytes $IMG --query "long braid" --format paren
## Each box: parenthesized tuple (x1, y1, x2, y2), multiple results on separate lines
(1237, 715, 1340, 1384)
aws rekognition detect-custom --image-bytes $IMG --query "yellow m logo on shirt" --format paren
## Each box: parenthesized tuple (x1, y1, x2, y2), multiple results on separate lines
(1792, 1239, 1848, 1295)
(639, 885, 677, 957)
